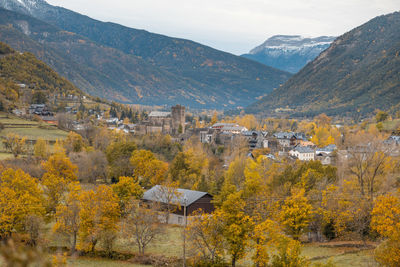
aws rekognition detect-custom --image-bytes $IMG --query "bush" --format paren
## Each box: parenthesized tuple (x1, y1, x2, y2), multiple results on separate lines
(130, 254, 181, 267)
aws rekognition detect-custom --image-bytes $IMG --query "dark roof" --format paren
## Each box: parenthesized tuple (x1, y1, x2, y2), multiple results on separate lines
(142, 185, 210, 206)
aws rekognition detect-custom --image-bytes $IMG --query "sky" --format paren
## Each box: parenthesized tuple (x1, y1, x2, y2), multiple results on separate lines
(46, 0, 399, 55)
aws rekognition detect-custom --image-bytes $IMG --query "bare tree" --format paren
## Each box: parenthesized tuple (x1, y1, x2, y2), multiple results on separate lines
(346, 132, 393, 198)
(56, 113, 74, 130)
(122, 201, 164, 255)
(70, 151, 108, 183)
(151, 183, 181, 224)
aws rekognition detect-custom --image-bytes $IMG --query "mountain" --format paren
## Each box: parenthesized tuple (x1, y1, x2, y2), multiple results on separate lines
(0, 41, 84, 110)
(242, 35, 335, 73)
(247, 12, 400, 118)
(0, 0, 291, 109)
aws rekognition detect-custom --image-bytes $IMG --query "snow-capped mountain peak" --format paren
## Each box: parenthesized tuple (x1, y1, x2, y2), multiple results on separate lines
(250, 35, 336, 54)
(0, 0, 47, 16)
(242, 35, 336, 73)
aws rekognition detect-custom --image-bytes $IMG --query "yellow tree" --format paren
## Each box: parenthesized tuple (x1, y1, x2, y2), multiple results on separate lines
(279, 188, 312, 240)
(34, 138, 50, 159)
(130, 150, 168, 188)
(42, 152, 78, 214)
(78, 185, 120, 253)
(53, 182, 82, 254)
(64, 131, 85, 154)
(187, 211, 225, 264)
(311, 127, 335, 147)
(42, 152, 78, 181)
(270, 238, 309, 267)
(0, 169, 45, 238)
(2, 133, 27, 158)
(251, 219, 282, 267)
(112, 176, 144, 215)
(371, 193, 400, 266)
(219, 192, 253, 267)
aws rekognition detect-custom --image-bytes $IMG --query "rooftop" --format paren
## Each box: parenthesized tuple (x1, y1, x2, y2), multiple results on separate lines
(149, 111, 171, 117)
(142, 185, 210, 206)
(292, 146, 314, 153)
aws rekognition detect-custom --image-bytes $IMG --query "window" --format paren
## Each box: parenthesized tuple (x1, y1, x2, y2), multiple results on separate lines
(178, 216, 183, 224)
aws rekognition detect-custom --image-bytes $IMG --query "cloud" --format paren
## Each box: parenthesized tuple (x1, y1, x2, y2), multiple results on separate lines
(47, 0, 400, 54)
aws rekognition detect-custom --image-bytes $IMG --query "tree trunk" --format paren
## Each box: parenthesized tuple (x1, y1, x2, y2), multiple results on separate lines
(71, 232, 77, 254)
(231, 255, 236, 267)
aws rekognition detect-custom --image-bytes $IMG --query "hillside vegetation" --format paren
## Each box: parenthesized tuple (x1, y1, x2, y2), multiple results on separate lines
(0, 5, 291, 109)
(247, 12, 400, 117)
(0, 41, 83, 110)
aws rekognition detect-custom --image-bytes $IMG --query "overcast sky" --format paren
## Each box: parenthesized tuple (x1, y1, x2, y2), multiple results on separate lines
(46, 0, 399, 55)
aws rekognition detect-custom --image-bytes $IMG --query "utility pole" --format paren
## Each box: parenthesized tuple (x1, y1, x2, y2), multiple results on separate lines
(183, 195, 187, 267)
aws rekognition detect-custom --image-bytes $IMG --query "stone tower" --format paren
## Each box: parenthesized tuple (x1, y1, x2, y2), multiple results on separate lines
(171, 105, 185, 135)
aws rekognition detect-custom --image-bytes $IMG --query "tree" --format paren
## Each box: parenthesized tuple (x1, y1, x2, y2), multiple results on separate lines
(311, 127, 335, 147)
(151, 182, 181, 224)
(279, 188, 312, 240)
(34, 138, 50, 159)
(122, 201, 163, 255)
(219, 192, 253, 267)
(106, 140, 137, 181)
(112, 176, 143, 215)
(322, 182, 372, 241)
(314, 113, 332, 128)
(0, 169, 44, 239)
(53, 182, 82, 254)
(370, 193, 400, 267)
(42, 152, 78, 182)
(270, 238, 309, 267)
(130, 149, 168, 188)
(210, 111, 218, 125)
(187, 211, 225, 264)
(168, 146, 209, 190)
(376, 110, 389, 122)
(251, 219, 281, 267)
(70, 150, 108, 184)
(31, 91, 47, 104)
(78, 185, 120, 253)
(346, 133, 393, 198)
(64, 132, 85, 154)
(42, 153, 78, 214)
(2, 133, 26, 158)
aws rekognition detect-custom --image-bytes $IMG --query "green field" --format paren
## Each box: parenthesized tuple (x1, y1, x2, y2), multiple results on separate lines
(0, 113, 68, 158)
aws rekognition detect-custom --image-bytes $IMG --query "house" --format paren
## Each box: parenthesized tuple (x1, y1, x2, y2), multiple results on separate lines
(200, 129, 214, 143)
(315, 152, 335, 165)
(315, 144, 337, 155)
(29, 104, 52, 116)
(142, 185, 215, 225)
(242, 131, 269, 150)
(289, 146, 315, 161)
(135, 105, 185, 135)
(41, 116, 58, 125)
(211, 123, 248, 134)
(274, 132, 308, 147)
(384, 136, 400, 146)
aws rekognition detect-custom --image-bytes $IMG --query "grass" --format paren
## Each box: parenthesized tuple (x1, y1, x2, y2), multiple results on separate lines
(382, 119, 400, 132)
(0, 152, 14, 160)
(312, 249, 378, 267)
(0, 126, 68, 141)
(67, 256, 146, 267)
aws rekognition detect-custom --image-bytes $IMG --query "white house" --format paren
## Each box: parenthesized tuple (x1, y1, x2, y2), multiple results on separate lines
(289, 146, 315, 161)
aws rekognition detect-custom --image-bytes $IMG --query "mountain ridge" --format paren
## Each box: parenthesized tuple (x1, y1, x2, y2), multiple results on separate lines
(0, 0, 291, 109)
(246, 12, 400, 117)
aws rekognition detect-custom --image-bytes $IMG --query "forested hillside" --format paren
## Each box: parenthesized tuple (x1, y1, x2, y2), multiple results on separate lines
(0, 41, 83, 110)
(0, 3, 291, 109)
(247, 12, 400, 117)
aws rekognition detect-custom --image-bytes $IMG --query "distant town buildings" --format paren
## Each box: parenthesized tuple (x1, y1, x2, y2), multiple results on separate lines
(135, 105, 186, 135)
